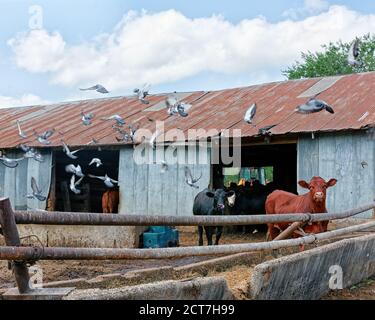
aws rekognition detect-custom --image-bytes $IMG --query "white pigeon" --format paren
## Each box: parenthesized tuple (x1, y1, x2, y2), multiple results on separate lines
(244, 103, 257, 124)
(166, 95, 192, 117)
(70, 174, 84, 194)
(65, 164, 84, 177)
(88, 174, 118, 188)
(16, 120, 27, 139)
(62, 140, 82, 159)
(102, 114, 126, 126)
(149, 130, 160, 149)
(184, 167, 202, 189)
(81, 111, 94, 126)
(134, 83, 151, 104)
(347, 38, 363, 67)
(80, 84, 109, 94)
(89, 158, 103, 167)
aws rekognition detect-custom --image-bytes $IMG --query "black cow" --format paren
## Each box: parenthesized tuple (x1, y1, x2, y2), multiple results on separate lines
(228, 180, 274, 233)
(193, 188, 236, 246)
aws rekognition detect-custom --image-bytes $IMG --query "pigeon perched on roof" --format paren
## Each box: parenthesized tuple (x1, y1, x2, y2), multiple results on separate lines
(347, 38, 363, 67)
(0, 156, 25, 168)
(102, 114, 126, 126)
(244, 103, 257, 124)
(88, 174, 118, 188)
(134, 83, 151, 104)
(69, 174, 84, 194)
(166, 95, 192, 117)
(62, 140, 82, 160)
(26, 177, 47, 201)
(89, 158, 103, 167)
(80, 84, 109, 94)
(81, 111, 94, 126)
(184, 166, 202, 189)
(295, 98, 334, 114)
(65, 164, 84, 177)
(16, 120, 28, 139)
(33, 129, 55, 145)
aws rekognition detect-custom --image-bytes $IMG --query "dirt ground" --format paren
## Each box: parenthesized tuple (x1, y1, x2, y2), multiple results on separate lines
(1, 226, 374, 300)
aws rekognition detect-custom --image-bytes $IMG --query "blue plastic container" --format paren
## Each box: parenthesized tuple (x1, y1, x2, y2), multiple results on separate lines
(142, 226, 179, 248)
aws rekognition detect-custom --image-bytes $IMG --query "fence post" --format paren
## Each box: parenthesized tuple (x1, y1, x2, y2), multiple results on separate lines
(0, 198, 31, 294)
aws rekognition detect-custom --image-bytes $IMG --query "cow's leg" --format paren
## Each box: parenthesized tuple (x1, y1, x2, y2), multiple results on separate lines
(215, 226, 223, 245)
(266, 224, 279, 241)
(205, 226, 213, 245)
(198, 226, 204, 246)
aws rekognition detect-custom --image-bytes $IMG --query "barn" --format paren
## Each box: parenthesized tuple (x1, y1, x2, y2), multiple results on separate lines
(0, 72, 374, 247)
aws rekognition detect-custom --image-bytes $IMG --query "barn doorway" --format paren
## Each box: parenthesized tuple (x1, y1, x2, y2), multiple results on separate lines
(52, 149, 120, 213)
(212, 143, 297, 193)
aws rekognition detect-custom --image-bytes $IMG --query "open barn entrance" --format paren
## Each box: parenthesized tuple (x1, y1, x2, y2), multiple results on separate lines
(51, 149, 120, 213)
(213, 143, 297, 193)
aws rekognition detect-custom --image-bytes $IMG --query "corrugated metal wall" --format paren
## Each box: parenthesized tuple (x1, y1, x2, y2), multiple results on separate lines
(298, 131, 375, 218)
(0, 150, 52, 210)
(118, 145, 211, 216)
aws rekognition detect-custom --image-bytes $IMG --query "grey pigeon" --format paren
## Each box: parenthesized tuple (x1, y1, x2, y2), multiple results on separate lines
(89, 158, 103, 167)
(88, 174, 118, 188)
(65, 164, 84, 177)
(26, 177, 46, 201)
(184, 166, 202, 189)
(244, 103, 257, 124)
(296, 98, 334, 114)
(161, 160, 168, 173)
(21, 145, 44, 163)
(62, 140, 82, 159)
(69, 174, 84, 194)
(33, 129, 55, 145)
(134, 83, 151, 104)
(80, 84, 109, 94)
(102, 114, 126, 126)
(166, 95, 192, 117)
(0, 156, 25, 168)
(347, 38, 363, 67)
(16, 120, 28, 139)
(258, 124, 277, 136)
(81, 111, 94, 126)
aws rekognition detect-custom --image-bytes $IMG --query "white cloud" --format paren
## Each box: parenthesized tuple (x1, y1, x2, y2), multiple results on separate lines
(7, 6, 375, 92)
(283, 0, 330, 19)
(0, 94, 49, 108)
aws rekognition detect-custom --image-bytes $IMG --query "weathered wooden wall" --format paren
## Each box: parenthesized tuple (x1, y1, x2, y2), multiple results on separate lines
(118, 145, 211, 216)
(0, 150, 52, 210)
(298, 131, 375, 218)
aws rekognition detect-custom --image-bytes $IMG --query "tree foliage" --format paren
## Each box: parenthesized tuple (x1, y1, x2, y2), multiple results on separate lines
(283, 34, 375, 80)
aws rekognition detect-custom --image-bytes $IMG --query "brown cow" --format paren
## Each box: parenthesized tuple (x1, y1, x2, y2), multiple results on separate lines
(102, 189, 119, 214)
(265, 176, 337, 240)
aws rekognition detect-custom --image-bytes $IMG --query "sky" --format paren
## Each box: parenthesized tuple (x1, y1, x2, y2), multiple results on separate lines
(0, 0, 375, 107)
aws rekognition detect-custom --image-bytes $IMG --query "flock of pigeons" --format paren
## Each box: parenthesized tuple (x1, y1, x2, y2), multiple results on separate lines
(0, 38, 363, 197)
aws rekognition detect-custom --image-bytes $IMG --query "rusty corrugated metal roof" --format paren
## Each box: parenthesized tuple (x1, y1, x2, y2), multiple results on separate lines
(0, 72, 374, 149)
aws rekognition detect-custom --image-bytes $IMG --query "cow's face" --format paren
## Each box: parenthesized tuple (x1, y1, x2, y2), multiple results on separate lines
(206, 189, 236, 212)
(298, 176, 337, 204)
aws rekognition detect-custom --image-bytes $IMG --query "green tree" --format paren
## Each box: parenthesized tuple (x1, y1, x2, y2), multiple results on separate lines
(283, 34, 375, 80)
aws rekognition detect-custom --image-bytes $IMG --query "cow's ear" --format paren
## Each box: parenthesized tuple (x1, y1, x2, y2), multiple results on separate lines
(298, 180, 310, 189)
(206, 191, 215, 198)
(327, 178, 337, 187)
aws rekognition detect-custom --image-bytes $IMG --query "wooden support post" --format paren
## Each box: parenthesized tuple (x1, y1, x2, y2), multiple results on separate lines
(0, 198, 31, 293)
(273, 221, 306, 241)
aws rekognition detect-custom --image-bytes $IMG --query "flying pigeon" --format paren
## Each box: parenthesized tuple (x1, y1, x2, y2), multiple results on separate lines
(26, 177, 46, 201)
(65, 164, 84, 177)
(16, 120, 27, 139)
(88, 174, 118, 188)
(33, 129, 55, 145)
(62, 140, 82, 160)
(102, 114, 126, 126)
(69, 174, 84, 194)
(295, 98, 334, 114)
(347, 38, 363, 67)
(166, 95, 192, 117)
(149, 130, 160, 149)
(0, 156, 25, 168)
(89, 158, 103, 167)
(184, 166, 202, 189)
(81, 111, 94, 126)
(80, 84, 109, 94)
(244, 103, 257, 124)
(134, 83, 151, 104)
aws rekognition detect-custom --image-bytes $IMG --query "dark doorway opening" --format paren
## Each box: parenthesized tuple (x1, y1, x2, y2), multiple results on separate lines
(53, 149, 120, 213)
(213, 143, 297, 193)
